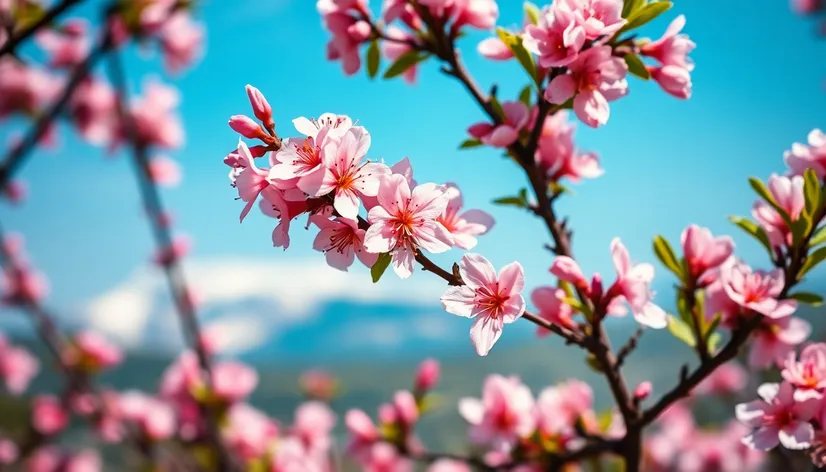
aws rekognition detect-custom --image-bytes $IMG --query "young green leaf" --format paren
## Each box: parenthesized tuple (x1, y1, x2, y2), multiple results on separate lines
(706, 332, 723, 354)
(811, 225, 826, 248)
(366, 40, 381, 79)
(524, 2, 541, 25)
(728, 215, 773, 255)
(371, 253, 392, 283)
(667, 315, 696, 347)
(519, 85, 533, 106)
(703, 312, 721, 340)
(618, 1, 672, 34)
(748, 177, 794, 228)
(788, 292, 824, 306)
(799, 246, 826, 280)
(489, 95, 506, 122)
(383, 51, 426, 79)
(653, 235, 683, 279)
(804, 168, 822, 218)
(622, 0, 646, 18)
(493, 196, 527, 208)
(496, 27, 538, 85)
(624, 54, 650, 80)
(459, 138, 483, 149)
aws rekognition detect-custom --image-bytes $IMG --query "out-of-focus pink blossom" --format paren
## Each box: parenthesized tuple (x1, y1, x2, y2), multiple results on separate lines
(534, 380, 593, 437)
(345, 408, 380, 457)
(152, 234, 191, 267)
(68, 78, 117, 146)
(749, 316, 811, 369)
(634, 381, 652, 401)
(785, 129, 826, 179)
(437, 183, 494, 250)
(147, 155, 182, 187)
(212, 361, 258, 404)
(415, 358, 440, 393)
(477, 37, 513, 60)
(118, 391, 175, 440)
(441, 253, 526, 356)
(299, 369, 339, 401)
(468, 100, 530, 148)
(2, 179, 27, 205)
(782, 343, 826, 401)
(0, 438, 18, 465)
(0, 60, 59, 118)
(158, 12, 204, 74)
(383, 0, 422, 29)
(32, 395, 69, 436)
(292, 401, 336, 454)
(36, 20, 90, 69)
(752, 174, 806, 248)
(382, 26, 420, 84)
(0, 335, 39, 395)
(606, 238, 667, 329)
(535, 111, 603, 183)
(360, 442, 412, 472)
(791, 0, 823, 14)
(364, 176, 452, 278)
(736, 381, 818, 450)
(681, 225, 734, 280)
(320, 5, 372, 76)
(531, 286, 575, 333)
(545, 46, 628, 128)
(222, 403, 279, 461)
(459, 374, 535, 451)
(719, 258, 797, 319)
(695, 362, 748, 396)
(129, 79, 183, 149)
(428, 459, 471, 472)
(65, 331, 123, 372)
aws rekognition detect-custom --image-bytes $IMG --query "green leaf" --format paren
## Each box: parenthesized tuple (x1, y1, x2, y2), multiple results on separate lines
(496, 27, 538, 85)
(667, 315, 696, 348)
(799, 246, 826, 280)
(618, 1, 673, 35)
(653, 235, 683, 280)
(366, 40, 380, 79)
(489, 95, 506, 122)
(524, 2, 541, 25)
(459, 138, 483, 149)
(788, 291, 824, 306)
(13, 2, 46, 29)
(703, 311, 721, 339)
(371, 253, 392, 283)
(383, 50, 427, 79)
(811, 225, 826, 247)
(749, 177, 794, 228)
(493, 197, 527, 208)
(804, 168, 822, 219)
(586, 354, 603, 373)
(518, 85, 532, 106)
(624, 54, 650, 80)
(706, 332, 722, 353)
(728, 215, 773, 255)
(622, 0, 646, 18)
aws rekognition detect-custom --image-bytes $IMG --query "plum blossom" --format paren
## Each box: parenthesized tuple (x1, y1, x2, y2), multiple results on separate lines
(458, 374, 535, 451)
(523, 3, 586, 68)
(291, 401, 337, 454)
(534, 380, 593, 437)
(467, 100, 530, 148)
(718, 258, 797, 319)
(345, 408, 380, 457)
(312, 215, 377, 271)
(749, 315, 811, 369)
(681, 225, 734, 280)
(441, 254, 526, 356)
(736, 381, 818, 450)
(530, 286, 575, 333)
(752, 174, 805, 248)
(437, 183, 494, 250)
(785, 129, 826, 178)
(363, 175, 452, 278)
(545, 46, 628, 128)
(782, 343, 826, 400)
(222, 403, 279, 461)
(211, 361, 258, 403)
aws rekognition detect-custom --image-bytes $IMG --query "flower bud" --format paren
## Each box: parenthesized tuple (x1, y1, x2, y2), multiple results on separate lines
(634, 381, 652, 401)
(228, 114, 266, 139)
(414, 358, 440, 392)
(245, 85, 274, 130)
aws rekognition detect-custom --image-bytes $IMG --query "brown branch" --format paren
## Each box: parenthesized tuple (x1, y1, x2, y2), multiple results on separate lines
(615, 327, 644, 370)
(0, 0, 83, 58)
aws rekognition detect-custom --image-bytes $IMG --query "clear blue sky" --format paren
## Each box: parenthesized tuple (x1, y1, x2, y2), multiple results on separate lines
(1, 0, 824, 353)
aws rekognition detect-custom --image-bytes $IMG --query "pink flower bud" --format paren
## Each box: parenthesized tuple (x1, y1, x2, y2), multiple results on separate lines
(378, 402, 398, 425)
(32, 395, 69, 436)
(228, 115, 266, 139)
(147, 155, 182, 188)
(245, 85, 274, 129)
(634, 381, 652, 401)
(649, 65, 692, 100)
(347, 20, 372, 42)
(211, 361, 258, 403)
(393, 390, 419, 426)
(414, 358, 440, 392)
(550, 256, 589, 291)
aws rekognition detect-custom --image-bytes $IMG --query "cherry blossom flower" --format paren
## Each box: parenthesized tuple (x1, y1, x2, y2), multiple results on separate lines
(0, 60, 59, 118)
(129, 79, 183, 149)
(363, 175, 452, 278)
(749, 315, 811, 369)
(718, 258, 797, 319)
(477, 37, 513, 60)
(752, 174, 805, 248)
(68, 77, 117, 146)
(292, 401, 337, 454)
(437, 183, 494, 250)
(415, 358, 440, 392)
(441, 254, 526, 356)
(259, 190, 309, 250)
(563, 0, 625, 39)
(428, 459, 471, 472)
(531, 286, 575, 333)
(782, 343, 826, 401)
(736, 381, 818, 450)
(453, 0, 499, 30)
(66, 331, 123, 372)
(211, 361, 258, 403)
(157, 12, 204, 74)
(606, 238, 667, 329)
(534, 380, 593, 437)
(468, 100, 530, 148)
(117, 391, 175, 441)
(523, 3, 586, 67)
(534, 111, 603, 182)
(382, 26, 420, 84)
(147, 155, 182, 187)
(245, 85, 274, 130)
(320, 7, 371, 75)
(695, 362, 747, 396)
(36, 20, 90, 68)
(681, 225, 734, 280)
(312, 215, 377, 271)
(222, 403, 279, 461)
(641, 15, 695, 71)
(231, 140, 272, 222)
(345, 408, 380, 457)
(32, 395, 69, 436)
(459, 374, 535, 451)
(648, 64, 693, 99)
(785, 129, 826, 178)
(545, 46, 628, 128)
(0, 335, 39, 395)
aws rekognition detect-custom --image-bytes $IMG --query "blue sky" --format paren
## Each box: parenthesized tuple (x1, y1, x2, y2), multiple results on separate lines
(1, 0, 824, 358)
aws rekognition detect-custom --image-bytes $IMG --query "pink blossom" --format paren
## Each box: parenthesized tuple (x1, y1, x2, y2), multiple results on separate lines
(312, 215, 377, 270)
(139, 0, 178, 33)
(676, 421, 765, 472)
(129, 79, 183, 149)
(534, 380, 593, 436)
(415, 358, 440, 392)
(428, 459, 471, 472)
(32, 395, 69, 436)
(222, 403, 279, 461)
(441, 254, 526, 356)
(232, 141, 272, 222)
(0, 438, 18, 465)
(550, 255, 589, 291)
(453, 0, 499, 30)
(477, 37, 513, 60)
(363, 175, 452, 278)
(530, 286, 575, 333)
(681, 225, 734, 280)
(147, 155, 182, 187)
(782, 343, 826, 401)
(345, 408, 380, 456)
(303, 127, 388, 219)
(703, 277, 743, 325)
(117, 391, 175, 440)
(634, 381, 653, 401)
(752, 174, 806, 248)
(321, 10, 371, 75)
(292, 401, 336, 454)
(606, 238, 667, 329)
(383, 0, 422, 29)
(360, 442, 412, 472)
(467, 100, 530, 148)
(545, 46, 628, 128)
(562, 0, 625, 39)
(152, 234, 190, 267)
(749, 315, 811, 369)
(356, 156, 417, 213)
(437, 183, 494, 250)
(459, 374, 535, 451)
(641, 15, 695, 70)
(3, 179, 27, 204)
(382, 26, 420, 84)
(229, 115, 267, 140)
(649, 64, 692, 99)
(67, 331, 123, 372)
(785, 129, 826, 179)
(0, 337, 39, 395)
(719, 258, 797, 319)
(523, 4, 586, 68)
(158, 12, 204, 74)
(736, 381, 818, 450)
(212, 361, 258, 403)
(695, 362, 748, 396)
(0, 236, 49, 305)
(68, 78, 117, 146)
(299, 369, 339, 401)
(0, 60, 59, 118)
(534, 111, 603, 182)
(246, 85, 274, 130)
(318, 0, 369, 15)
(36, 20, 90, 68)
(270, 114, 349, 192)
(792, 0, 824, 13)
(259, 190, 309, 250)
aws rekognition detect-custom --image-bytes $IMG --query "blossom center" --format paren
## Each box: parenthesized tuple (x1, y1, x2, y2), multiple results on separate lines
(292, 138, 321, 169)
(325, 226, 357, 254)
(475, 284, 509, 318)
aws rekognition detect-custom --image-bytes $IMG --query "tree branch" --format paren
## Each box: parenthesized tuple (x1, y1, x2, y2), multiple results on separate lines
(0, 0, 83, 59)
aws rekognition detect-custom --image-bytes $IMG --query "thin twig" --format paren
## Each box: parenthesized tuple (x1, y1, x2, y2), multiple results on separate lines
(0, 0, 83, 58)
